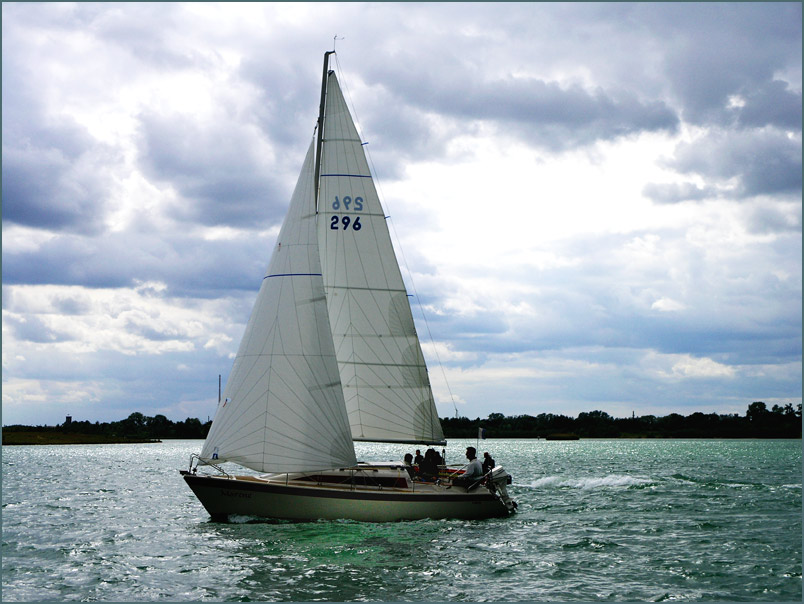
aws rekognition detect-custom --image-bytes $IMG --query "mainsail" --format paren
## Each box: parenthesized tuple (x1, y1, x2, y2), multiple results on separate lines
(200, 141, 357, 473)
(200, 61, 445, 474)
(317, 72, 445, 445)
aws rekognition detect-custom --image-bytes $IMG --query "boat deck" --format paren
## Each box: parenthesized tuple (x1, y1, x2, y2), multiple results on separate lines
(230, 464, 467, 494)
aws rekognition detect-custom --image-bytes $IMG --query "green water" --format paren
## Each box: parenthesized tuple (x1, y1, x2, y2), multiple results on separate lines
(2, 439, 801, 601)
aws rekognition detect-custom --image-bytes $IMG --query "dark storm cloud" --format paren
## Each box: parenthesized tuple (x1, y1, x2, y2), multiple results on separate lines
(667, 129, 802, 199)
(1, 91, 117, 234)
(441, 79, 678, 150)
(633, 3, 801, 208)
(238, 54, 322, 149)
(527, 85, 678, 148)
(136, 111, 288, 228)
(736, 80, 802, 131)
(3, 2, 293, 235)
(359, 57, 679, 157)
(347, 3, 800, 158)
(1, 230, 273, 296)
(643, 3, 802, 127)
(1, 4, 130, 235)
(4, 313, 71, 344)
(358, 2, 800, 172)
(643, 127, 801, 208)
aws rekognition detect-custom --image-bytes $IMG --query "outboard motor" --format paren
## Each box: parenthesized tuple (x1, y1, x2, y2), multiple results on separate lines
(487, 466, 518, 513)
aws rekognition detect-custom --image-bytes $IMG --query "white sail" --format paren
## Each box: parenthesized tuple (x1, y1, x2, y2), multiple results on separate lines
(200, 141, 357, 473)
(317, 73, 445, 445)
(184, 54, 519, 524)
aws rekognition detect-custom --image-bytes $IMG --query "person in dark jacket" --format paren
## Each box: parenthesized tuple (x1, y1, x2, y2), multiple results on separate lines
(482, 452, 495, 475)
(418, 448, 439, 480)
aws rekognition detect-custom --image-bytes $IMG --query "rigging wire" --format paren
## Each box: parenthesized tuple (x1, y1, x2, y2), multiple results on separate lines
(331, 53, 461, 422)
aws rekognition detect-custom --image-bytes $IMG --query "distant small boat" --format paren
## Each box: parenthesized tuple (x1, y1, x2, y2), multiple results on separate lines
(545, 433, 580, 440)
(182, 51, 516, 521)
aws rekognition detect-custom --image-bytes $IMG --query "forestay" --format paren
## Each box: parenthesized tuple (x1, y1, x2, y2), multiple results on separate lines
(317, 72, 445, 445)
(200, 141, 357, 473)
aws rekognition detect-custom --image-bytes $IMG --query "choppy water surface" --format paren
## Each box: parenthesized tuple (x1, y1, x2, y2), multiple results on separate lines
(2, 439, 801, 601)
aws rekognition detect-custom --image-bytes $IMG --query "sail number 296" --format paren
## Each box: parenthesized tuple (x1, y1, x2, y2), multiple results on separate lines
(330, 195, 363, 231)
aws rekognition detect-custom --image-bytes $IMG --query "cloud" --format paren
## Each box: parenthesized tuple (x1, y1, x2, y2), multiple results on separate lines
(642, 181, 714, 204)
(650, 297, 686, 312)
(136, 110, 287, 228)
(735, 80, 802, 131)
(1, 3, 800, 426)
(421, 227, 801, 370)
(744, 200, 802, 234)
(2, 282, 243, 419)
(668, 128, 802, 198)
(661, 353, 737, 380)
(3, 313, 71, 344)
(373, 71, 680, 153)
(431, 346, 799, 420)
(643, 127, 802, 206)
(1, 227, 274, 296)
(483, 80, 679, 151)
(2, 101, 120, 234)
(651, 2, 802, 127)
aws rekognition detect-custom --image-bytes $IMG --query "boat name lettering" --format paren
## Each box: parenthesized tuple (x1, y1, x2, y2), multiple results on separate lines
(332, 195, 363, 211)
(330, 215, 362, 231)
(221, 490, 252, 499)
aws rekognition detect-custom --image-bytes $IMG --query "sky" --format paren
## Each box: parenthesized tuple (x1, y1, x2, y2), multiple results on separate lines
(2, 2, 801, 427)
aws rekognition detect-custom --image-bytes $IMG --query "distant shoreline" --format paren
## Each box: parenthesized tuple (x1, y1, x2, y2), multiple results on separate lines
(3, 403, 800, 443)
(2, 432, 161, 445)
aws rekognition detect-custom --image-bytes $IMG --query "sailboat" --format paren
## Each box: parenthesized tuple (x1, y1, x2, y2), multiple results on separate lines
(181, 51, 517, 522)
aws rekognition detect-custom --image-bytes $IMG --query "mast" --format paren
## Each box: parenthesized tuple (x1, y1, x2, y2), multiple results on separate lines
(314, 50, 335, 213)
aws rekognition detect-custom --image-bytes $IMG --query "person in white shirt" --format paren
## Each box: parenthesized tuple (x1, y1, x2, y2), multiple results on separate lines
(453, 446, 483, 489)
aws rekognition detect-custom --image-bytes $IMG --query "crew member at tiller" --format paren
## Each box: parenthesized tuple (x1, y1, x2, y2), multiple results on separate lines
(453, 446, 483, 489)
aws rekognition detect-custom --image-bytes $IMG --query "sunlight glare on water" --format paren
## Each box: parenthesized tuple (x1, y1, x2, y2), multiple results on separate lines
(2, 438, 801, 601)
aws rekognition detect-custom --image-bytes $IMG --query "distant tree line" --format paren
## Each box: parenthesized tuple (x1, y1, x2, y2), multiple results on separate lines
(3, 412, 213, 440)
(442, 402, 802, 439)
(3, 402, 801, 441)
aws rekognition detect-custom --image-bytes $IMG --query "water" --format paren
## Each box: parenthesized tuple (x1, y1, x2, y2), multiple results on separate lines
(2, 439, 801, 601)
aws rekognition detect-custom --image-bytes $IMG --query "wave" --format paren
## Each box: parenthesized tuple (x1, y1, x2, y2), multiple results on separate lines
(525, 474, 653, 489)
(671, 474, 803, 491)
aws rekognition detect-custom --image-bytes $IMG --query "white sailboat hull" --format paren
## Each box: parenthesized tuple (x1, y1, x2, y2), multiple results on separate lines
(182, 466, 515, 522)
